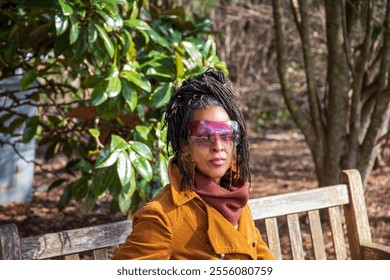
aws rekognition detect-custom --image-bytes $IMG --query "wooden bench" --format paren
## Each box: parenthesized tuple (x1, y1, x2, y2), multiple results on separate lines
(1, 169, 389, 260)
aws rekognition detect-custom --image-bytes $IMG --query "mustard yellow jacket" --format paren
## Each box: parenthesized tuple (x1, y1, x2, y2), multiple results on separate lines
(112, 160, 275, 260)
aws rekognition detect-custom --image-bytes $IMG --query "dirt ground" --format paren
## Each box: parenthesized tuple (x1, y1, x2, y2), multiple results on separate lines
(0, 130, 389, 259)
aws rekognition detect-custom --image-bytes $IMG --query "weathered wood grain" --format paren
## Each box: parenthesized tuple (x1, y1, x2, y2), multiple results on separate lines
(248, 184, 349, 220)
(340, 169, 372, 259)
(19, 220, 132, 260)
(361, 242, 390, 260)
(264, 217, 282, 259)
(328, 206, 347, 259)
(308, 209, 326, 260)
(287, 213, 305, 260)
(0, 223, 22, 260)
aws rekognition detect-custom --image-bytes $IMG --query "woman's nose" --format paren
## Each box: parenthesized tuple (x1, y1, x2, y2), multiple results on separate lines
(211, 136, 224, 151)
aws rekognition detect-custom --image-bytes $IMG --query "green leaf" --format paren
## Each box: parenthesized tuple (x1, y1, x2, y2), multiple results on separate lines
(135, 125, 150, 141)
(181, 41, 203, 64)
(71, 176, 89, 201)
(148, 28, 170, 49)
(158, 154, 169, 186)
(19, 70, 37, 91)
(95, 145, 120, 168)
(58, 184, 72, 210)
(54, 29, 70, 56)
(75, 160, 93, 174)
(83, 195, 96, 213)
(89, 128, 100, 138)
(129, 0, 139, 19)
(58, 0, 73, 16)
(110, 134, 130, 152)
(117, 151, 134, 194)
(23, 116, 39, 143)
(120, 70, 151, 92)
(121, 78, 138, 111)
(130, 141, 153, 161)
(94, 23, 115, 58)
(107, 75, 121, 98)
(93, 165, 117, 196)
(69, 14, 79, 45)
(118, 192, 132, 213)
(175, 51, 184, 81)
(130, 151, 153, 182)
(91, 80, 109, 106)
(55, 13, 69, 36)
(88, 23, 98, 43)
(48, 179, 67, 192)
(124, 18, 151, 31)
(95, 9, 123, 30)
(150, 82, 173, 108)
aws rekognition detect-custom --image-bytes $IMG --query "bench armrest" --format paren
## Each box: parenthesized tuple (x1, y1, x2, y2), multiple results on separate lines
(361, 241, 390, 260)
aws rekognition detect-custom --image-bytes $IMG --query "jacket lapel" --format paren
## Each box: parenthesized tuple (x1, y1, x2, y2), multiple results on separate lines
(206, 204, 257, 259)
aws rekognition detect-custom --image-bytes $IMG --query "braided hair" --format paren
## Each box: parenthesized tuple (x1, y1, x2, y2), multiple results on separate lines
(164, 70, 251, 189)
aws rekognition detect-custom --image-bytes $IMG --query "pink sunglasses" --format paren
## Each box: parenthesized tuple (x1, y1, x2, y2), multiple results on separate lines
(187, 120, 240, 149)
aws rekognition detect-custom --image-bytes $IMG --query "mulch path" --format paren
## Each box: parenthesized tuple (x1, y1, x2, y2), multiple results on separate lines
(1, 131, 389, 259)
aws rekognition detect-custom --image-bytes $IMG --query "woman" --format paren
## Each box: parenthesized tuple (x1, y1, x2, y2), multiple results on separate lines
(112, 70, 275, 260)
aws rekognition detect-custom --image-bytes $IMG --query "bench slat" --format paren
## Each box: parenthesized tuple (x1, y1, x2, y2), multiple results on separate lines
(20, 220, 132, 260)
(264, 217, 282, 259)
(328, 206, 347, 260)
(287, 214, 304, 260)
(248, 184, 349, 220)
(308, 210, 326, 260)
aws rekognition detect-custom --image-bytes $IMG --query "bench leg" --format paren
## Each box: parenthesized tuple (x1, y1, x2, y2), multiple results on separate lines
(0, 223, 22, 260)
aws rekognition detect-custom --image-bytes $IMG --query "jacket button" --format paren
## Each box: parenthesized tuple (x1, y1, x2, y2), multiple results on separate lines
(252, 240, 257, 247)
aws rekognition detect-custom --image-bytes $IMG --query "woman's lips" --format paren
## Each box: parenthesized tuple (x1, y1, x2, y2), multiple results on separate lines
(209, 158, 226, 166)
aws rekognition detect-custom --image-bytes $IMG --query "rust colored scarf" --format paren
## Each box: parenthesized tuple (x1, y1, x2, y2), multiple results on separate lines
(192, 172, 249, 226)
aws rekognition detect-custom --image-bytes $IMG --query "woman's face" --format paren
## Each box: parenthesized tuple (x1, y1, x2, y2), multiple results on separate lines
(186, 106, 234, 185)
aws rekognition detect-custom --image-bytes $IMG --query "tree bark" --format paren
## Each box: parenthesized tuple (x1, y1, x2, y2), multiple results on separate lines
(323, 0, 350, 186)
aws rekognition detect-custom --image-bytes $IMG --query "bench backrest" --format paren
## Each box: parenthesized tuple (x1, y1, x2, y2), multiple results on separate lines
(0, 169, 375, 260)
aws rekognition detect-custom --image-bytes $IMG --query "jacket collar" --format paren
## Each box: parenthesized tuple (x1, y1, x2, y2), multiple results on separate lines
(167, 158, 257, 259)
(168, 158, 198, 206)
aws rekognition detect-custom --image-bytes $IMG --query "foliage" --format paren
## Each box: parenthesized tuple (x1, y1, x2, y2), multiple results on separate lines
(0, 0, 227, 213)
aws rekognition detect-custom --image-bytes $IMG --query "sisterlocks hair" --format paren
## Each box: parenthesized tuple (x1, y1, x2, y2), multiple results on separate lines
(164, 70, 251, 189)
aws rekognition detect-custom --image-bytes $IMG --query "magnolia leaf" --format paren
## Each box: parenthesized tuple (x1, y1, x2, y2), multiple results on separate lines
(58, 0, 73, 16)
(130, 141, 153, 161)
(110, 134, 130, 152)
(95, 145, 120, 168)
(19, 70, 37, 91)
(55, 13, 69, 36)
(150, 82, 173, 108)
(158, 153, 169, 186)
(117, 151, 133, 189)
(130, 151, 153, 182)
(94, 23, 115, 58)
(121, 78, 138, 111)
(120, 70, 151, 93)
(22, 116, 39, 143)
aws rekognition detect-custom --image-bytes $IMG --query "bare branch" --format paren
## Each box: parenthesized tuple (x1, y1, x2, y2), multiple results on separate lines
(297, 0, 326, 143)
(272, 0, 313, 143)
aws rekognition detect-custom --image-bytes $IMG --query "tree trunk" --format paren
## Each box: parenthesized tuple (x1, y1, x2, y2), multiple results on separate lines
(272, 0, 390, 188)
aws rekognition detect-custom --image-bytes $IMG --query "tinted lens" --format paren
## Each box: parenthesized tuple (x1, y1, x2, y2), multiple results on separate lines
(187, 120, 240, 148)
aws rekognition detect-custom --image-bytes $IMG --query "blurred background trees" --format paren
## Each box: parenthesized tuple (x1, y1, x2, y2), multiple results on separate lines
(1, 0, 389, 213)
(0, 0, 227, 213)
